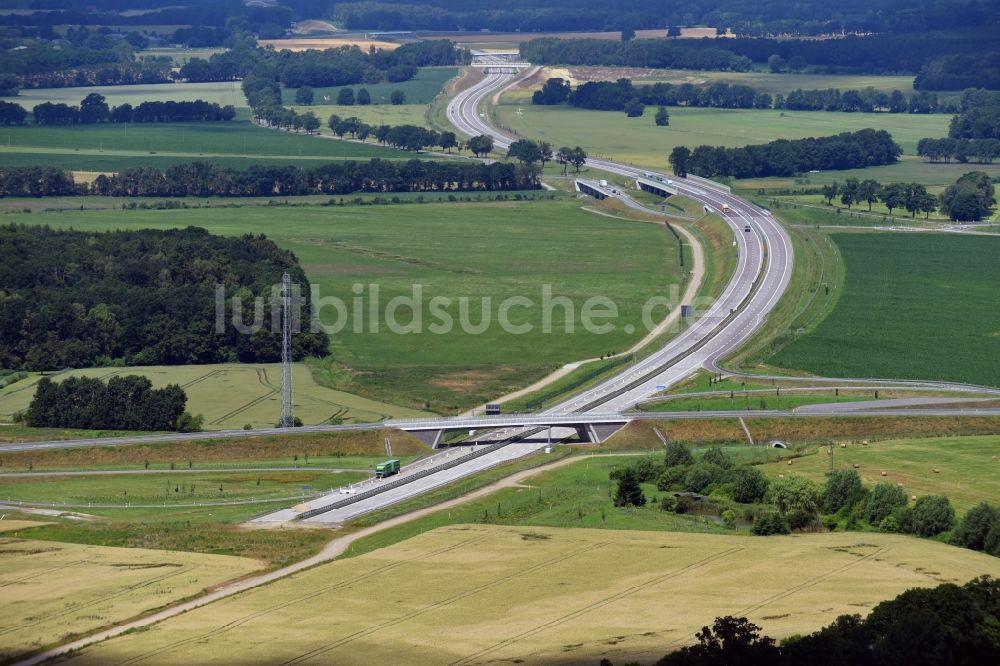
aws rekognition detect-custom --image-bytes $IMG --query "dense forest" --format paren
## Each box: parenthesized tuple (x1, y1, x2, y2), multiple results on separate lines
(669, 129, 902, 179)
(538, 77, 948, 115)
(10, 0, 998, 37)
(521, 29, 1000, 84)
(0, 226, 329, 371)
(26, 375, 196, 432)
(289, 0, 998, 37)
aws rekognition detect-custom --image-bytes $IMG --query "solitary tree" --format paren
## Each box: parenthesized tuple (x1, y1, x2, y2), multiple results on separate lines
(301, 112, 320, 133)
(879, 182, 907, 215)
(390, 90, 406, 105)
(859, 179, 881, 211)
(664, 440, 694, 467)
(569, 146, 587, 173)
(294, 86, 314, 105)
(767, 54, 786, 72)
(655, 106, 670, 126)
(556, 146, 573, 175)
(438, 130, 457, 153)
(839, 177, 860, 208)
(327, 113, 342, 132)
(614, 468, 646, 507)
(822, 469, 864, 513)
(669, 146, 691, 177)
(732, 466, 769, 503)
(821, 182, 839, 205)
(357, 88, 371, 105)
(909, 495, 955, 537)
(336, 88, 355, 106)
(953, 502, 999, 551)
(507, 139, 542, 165)
(866, 482, 908, 525)
(537, 141, 553, 170)
(468, 134, 494, 157)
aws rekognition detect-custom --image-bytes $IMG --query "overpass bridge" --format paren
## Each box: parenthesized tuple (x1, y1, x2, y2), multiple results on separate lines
(470, 51, 531, 71)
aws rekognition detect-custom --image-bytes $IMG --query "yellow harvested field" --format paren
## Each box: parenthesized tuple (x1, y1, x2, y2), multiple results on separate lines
(0, 362, 430, 428)
(0, 538, 261, 662)
(0, 520, 48, 533)
(63, 525, 1000, 665)
(258, 38, 401, 52)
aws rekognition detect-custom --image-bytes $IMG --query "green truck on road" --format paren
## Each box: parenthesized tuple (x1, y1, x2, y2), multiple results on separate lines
(375, 459, 401, 478)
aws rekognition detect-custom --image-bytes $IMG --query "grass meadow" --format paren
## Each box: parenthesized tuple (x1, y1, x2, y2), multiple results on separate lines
(0, 363, 428, 428)
(0, 469, 366, 506)
(758, 434, 1000, 515)
(1, 81, 247, 110)
(738, 156, 1000, 191)
(494, 96, 950, 170)
(5, 198, 686, 412)
(58, 522, 1000, 666)
(0, 119, 416, 170)
(281, 66, 458, 106)
(771, 232, 1000, 386)
(0, 537, 261, 663)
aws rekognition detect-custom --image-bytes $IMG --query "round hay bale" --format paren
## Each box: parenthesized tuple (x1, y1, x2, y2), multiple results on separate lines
(787, 460, 793, 466)
(853, 463, 860, 469)
(911, 495, 917, 501)
(933, 468, 940, 474)
(840, 443, 847, 448)
(778, 473, 785, 478)
(880, 471, 887, 477)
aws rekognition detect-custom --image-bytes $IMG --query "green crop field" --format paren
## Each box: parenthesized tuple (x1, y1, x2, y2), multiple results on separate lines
(0, 469, 366, 507)
(0, 120, 415, 170)
(493, 98, 949, 170)
(637, 70, 921, 96)
(1, 81, 248, 110)
(59, 524, 1000, 666)
(640, 392, 876, 412)
(771, 232, 1000, 386)
(0, 538, 261, 663)
(290, 103, 431, 129)
(281, 67, 459, 107)
(0, 363, 428, 427)
(7, 198, 686, 412)
(759, 435, 1000, 515)
(737, 156, 1000, 191)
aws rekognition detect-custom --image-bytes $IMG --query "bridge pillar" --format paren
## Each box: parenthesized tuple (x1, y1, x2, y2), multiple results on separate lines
(410, 429, 444, 448)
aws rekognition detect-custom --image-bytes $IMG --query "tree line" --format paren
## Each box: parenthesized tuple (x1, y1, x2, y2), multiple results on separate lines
(180, 37, 464, 88)
(820, 179, 937, 218)
(28, 94, 236, 126)
(821, 172, 995, 221)
(915, 94, 1000, 164)
(0, 159, 539, 199)
(24, 375, 200, 432)
(88, 160, 538, 197)
(0, 225, 329, 371)
(633, 576, 1000, 666)
(535, 77, 949, 116)
(668, 129, 902, 179)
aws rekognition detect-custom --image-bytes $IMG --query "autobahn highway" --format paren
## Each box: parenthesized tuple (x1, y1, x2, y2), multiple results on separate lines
(4, 65, 985, 525)
(448, 67, 794, 414)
